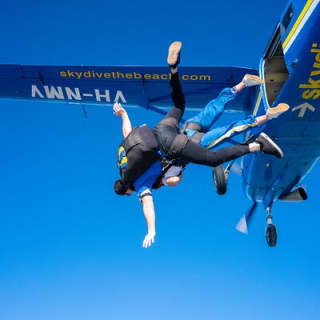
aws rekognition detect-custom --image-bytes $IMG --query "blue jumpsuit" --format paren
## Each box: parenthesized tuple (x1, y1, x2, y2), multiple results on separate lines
(184, 88, 259, 149)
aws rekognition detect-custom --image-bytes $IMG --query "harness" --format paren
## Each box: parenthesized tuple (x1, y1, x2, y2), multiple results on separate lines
(152, 157, 188, 189)
(181, 122, 204, 144)
(117, 125, 161, 188)
(152, 122, 204, 188)
(117, 122, 202, 190)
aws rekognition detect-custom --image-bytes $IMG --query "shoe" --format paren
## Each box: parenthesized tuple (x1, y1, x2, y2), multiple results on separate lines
(242, 74, 264, 87)
(255, 132, 283, 158)
(167, 41, 182, 68)
(267, 103, 290, 119)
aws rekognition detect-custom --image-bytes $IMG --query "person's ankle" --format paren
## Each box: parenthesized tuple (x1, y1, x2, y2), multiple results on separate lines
(248, 142, 261, 152)
(171, 67, 178, 74)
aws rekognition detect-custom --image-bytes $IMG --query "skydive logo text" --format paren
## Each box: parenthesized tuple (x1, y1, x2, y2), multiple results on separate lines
(300, 43, 320, 100)
(31, 85, 127, 103)
(60, 70, 212, 81)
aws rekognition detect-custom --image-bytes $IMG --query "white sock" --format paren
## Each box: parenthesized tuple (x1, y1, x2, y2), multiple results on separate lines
(171, 67, 178, 74)
(248, 142, 261, 152)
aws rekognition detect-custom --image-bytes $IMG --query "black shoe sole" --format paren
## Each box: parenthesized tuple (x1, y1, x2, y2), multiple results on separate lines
(259, 133, 283, 158)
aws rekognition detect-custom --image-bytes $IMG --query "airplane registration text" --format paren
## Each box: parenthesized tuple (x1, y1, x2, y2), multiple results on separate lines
(31, 85, 127, 103)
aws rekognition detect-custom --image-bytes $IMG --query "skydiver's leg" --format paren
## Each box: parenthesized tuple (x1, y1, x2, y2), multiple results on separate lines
(155, 42, 184, 131)
(184, 74, 264, 133)
(179, 131, 284, 167)
(184, 88, 236, 133)
(200, 115, 258, 149)
(153, 70, 185, 155)
(154, 41, 189, 156)
(199, 103, 290, 149)
(191, 102, 290, 150)
(180, 140, 251, 167)
(155, 72, 185, 131)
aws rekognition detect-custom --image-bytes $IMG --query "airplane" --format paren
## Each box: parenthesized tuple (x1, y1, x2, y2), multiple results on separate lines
(0, 0, 318, 247)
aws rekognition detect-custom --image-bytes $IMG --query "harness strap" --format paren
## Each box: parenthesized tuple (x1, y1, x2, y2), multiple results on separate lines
(189, 132, 204, 144)
(181, 122, 203, 133)
(152, 158, 179, 189)
(180, 122, 204, 144)
(167, 134, 188, 158)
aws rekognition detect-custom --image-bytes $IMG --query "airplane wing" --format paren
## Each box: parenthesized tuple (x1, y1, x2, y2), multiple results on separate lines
(0, 64, 258, 115)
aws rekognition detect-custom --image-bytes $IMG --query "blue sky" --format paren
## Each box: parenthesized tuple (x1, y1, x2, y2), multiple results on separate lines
(0, 0, 319, 319)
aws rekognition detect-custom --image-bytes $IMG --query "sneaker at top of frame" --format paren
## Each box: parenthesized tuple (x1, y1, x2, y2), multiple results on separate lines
(167, 41, 182, 68)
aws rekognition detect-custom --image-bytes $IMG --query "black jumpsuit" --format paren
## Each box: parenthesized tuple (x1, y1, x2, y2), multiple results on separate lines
(153, 72, 250, 167)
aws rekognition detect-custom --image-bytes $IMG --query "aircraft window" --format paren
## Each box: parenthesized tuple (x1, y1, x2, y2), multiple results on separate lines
(281, 4, 294, 35)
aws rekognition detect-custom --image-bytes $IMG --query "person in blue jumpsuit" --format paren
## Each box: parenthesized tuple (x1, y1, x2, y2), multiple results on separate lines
(160, 67, 289, 187)
(183, 78, 289, 150)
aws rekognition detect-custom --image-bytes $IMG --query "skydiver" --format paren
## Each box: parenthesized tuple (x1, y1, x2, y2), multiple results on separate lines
(113, 41, 285, 248)
(158, 70, 289, 187)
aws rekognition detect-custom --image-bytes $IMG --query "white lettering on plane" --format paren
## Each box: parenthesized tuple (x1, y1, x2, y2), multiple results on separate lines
(65, 87, 81, 100)
(44, 86, 64, 100)
(292, 103, 315, 118)
(31, 85, 127, 103)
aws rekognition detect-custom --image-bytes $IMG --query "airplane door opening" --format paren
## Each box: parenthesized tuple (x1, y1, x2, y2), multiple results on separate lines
(263, 25, 289, 107)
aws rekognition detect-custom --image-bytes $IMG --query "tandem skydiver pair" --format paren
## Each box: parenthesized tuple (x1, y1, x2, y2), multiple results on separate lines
(113, 41, 289, 248)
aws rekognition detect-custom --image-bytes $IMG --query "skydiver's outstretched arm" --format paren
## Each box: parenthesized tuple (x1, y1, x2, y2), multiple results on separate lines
(140, 189, 156, 248)
(113, 102, 132, 138)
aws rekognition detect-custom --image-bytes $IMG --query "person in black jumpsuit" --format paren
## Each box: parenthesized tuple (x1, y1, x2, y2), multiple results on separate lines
(113, 42, 284, 249)
(153, 41, 283, 169)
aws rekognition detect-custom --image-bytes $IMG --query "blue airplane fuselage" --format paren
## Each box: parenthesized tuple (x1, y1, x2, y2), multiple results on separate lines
(242, 0, 320, 208)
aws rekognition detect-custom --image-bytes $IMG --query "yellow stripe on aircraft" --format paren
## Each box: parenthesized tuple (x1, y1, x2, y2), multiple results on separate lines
(252, 90, 262, 116)
(251, 1, 318, 121)
(283, 0, 316, 50)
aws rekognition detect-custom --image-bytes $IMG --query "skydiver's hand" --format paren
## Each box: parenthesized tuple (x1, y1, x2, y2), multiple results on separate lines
(142, 231, 156, 248)
(113, 102, 127, 117)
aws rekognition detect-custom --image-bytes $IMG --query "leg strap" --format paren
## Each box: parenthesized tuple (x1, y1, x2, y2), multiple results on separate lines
(167, 134, 189, 158)
(182, 122, 203, 132)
